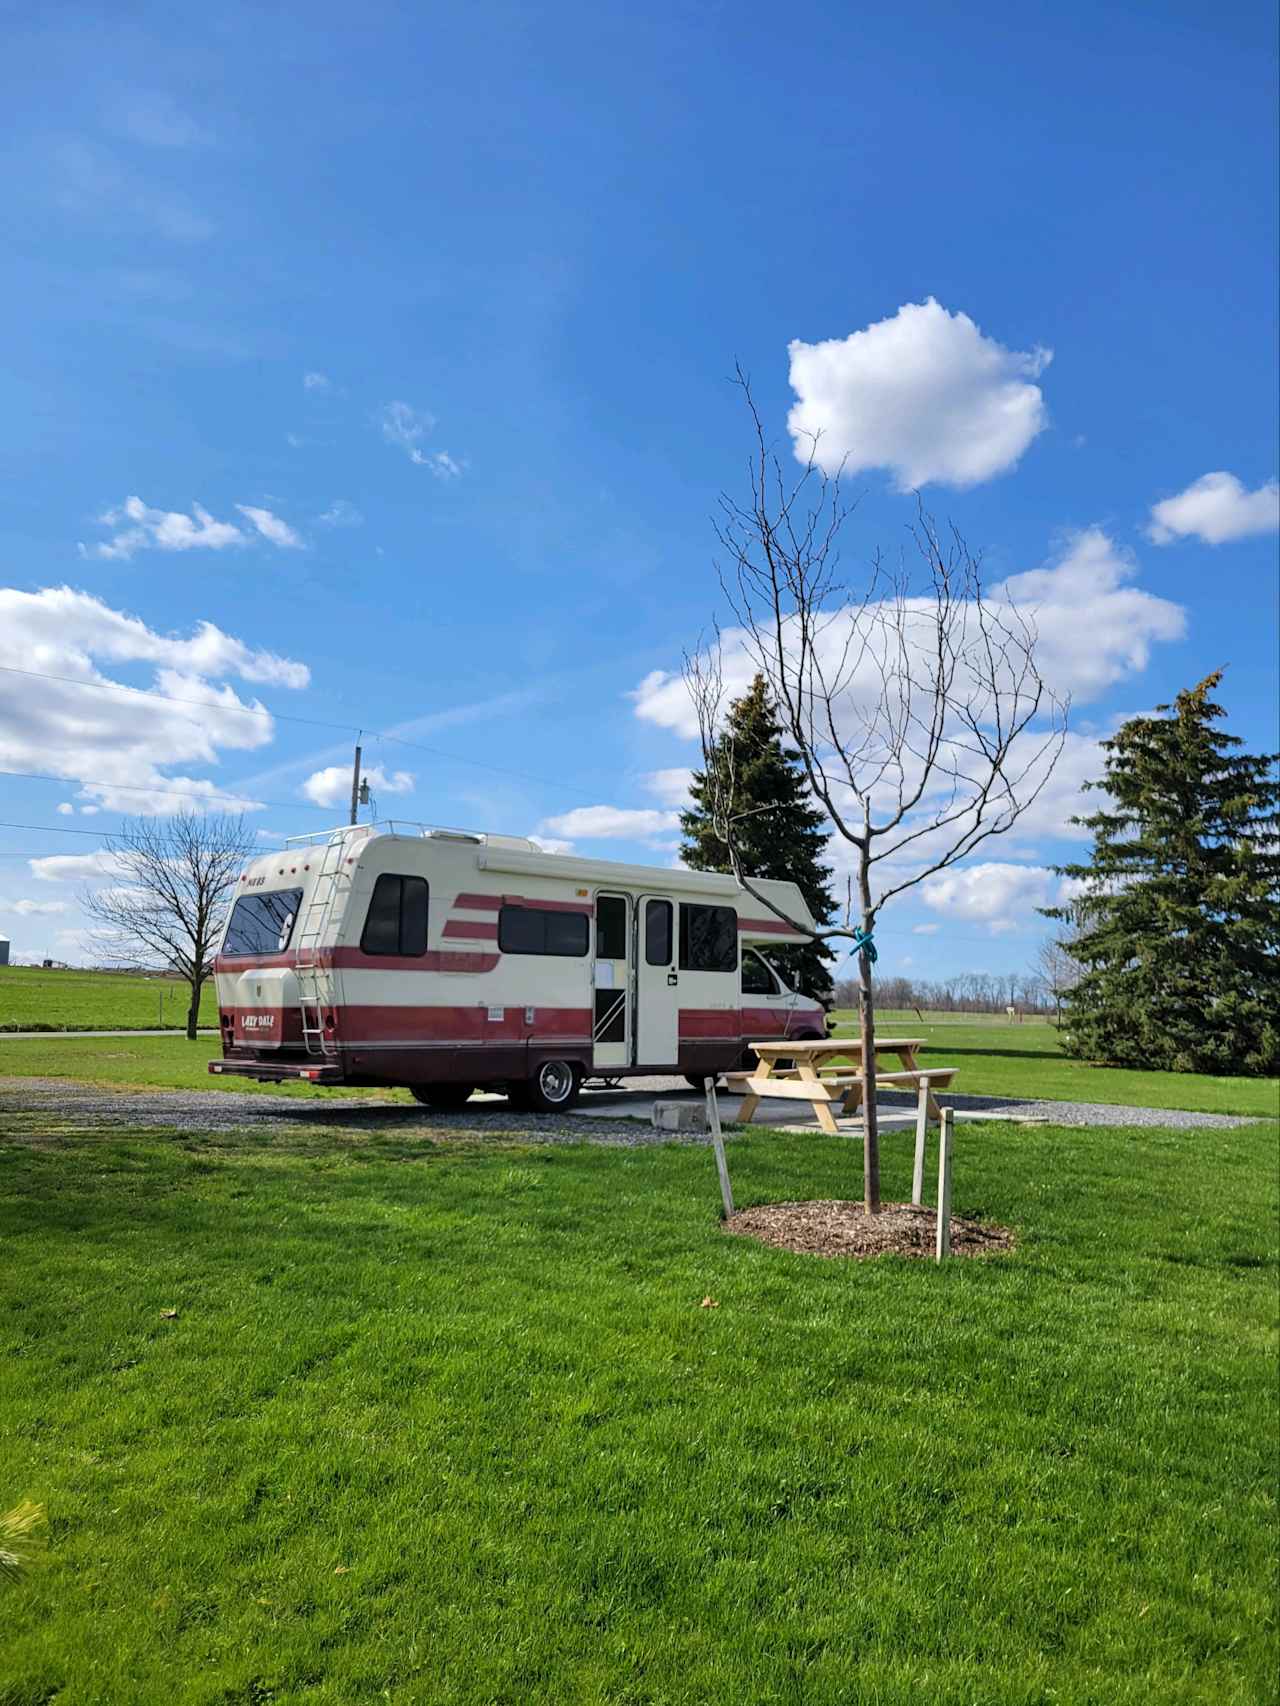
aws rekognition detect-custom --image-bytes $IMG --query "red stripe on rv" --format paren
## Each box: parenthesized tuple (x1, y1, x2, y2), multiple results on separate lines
(452, 892, 589, 915)
(332, 1004, 592, 1044)
(738, 917, 805, 935)
(441, 919, 499, 940)
(214, 949, 501, 974)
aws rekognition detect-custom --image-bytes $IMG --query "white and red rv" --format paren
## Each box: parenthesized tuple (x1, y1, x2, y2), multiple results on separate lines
(209, 822, 829, 1111)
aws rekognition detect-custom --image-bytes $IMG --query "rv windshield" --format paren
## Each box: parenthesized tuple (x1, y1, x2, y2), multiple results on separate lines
(222, 888, 304, 957)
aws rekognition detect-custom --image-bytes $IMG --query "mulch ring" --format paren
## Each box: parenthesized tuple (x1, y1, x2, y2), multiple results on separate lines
(723, 1199, 1016, 1261)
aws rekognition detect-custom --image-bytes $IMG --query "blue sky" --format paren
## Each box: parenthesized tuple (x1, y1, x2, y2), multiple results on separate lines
(1, 0, 1276, 980)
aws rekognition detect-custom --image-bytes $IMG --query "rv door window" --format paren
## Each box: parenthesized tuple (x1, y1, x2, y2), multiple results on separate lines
(595, 895, 628, 960)
(360, 874, 429, 956)
(644, 899, 673, 966)
(498, 904, 589, 957)
(741, 950, 778, 995)
(223, 888, 304, 956)
(679, 903, 738, 973)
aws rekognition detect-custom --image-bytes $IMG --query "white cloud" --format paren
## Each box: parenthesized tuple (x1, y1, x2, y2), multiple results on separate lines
(633, 528, 1183, 741)
(303, 371, 331, 392)
(423, 451, 464, 480)
(920, 862, 1062, 932)
(30, 851, 127, 884)
(1147, 472, 1280, 545)
(300, 764, 415, 809)
(643, 767, 694, 809)
(378, 402, 463, 478)
(787, 299, 1051, 490)
(315, 500, 363, 529)
(85, 496, 243, 561)
(528, 834, 576, 856)
(56, 802, 74, 816)
(911, 923, 940, 935)
(236, 505, 303, 549)
(995, 529, 1186, 700)
(1, 898, 71, 916)
(0, 587, 308, 815)
(82, 496, 304, 561)
(538, 806, 680, 843)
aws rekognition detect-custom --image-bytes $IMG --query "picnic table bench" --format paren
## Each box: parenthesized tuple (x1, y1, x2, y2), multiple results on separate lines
(724, 1037, 957, 1137)
(721, 1037, 959, 1210)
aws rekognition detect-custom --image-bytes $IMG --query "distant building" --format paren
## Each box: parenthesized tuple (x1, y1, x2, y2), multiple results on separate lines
(0, 936, 10, 967)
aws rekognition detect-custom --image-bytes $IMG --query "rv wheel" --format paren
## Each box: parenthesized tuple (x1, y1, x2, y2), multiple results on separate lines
(410, 1084, 474, 1110)
(521, 1059, 582, 1114)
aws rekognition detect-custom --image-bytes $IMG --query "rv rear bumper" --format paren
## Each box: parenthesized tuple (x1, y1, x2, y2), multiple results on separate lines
(208, 1059, 345, 1085)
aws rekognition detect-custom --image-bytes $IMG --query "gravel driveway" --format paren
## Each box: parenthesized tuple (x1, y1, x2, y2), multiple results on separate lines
(0, 1073, 1256, 1141)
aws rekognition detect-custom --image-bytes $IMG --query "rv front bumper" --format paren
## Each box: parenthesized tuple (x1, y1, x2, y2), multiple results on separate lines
(209, 1059, 344, 1085)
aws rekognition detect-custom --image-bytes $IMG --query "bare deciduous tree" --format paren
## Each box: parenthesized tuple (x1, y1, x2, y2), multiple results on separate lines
(686, 375, 1068, 1212)
(84, 811, 254, 1039)
(1036, 934, 1082, 1025)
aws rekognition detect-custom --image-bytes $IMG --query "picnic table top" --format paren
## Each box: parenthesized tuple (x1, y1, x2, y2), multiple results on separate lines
(750, 1036, 926, 1056)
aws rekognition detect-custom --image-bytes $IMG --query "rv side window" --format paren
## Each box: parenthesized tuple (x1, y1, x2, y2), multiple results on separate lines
(644, 900, 673, 966)
(223, 888, 304, 956)
(360, 874, 429, 956)
(499, 904, 589, 957)
(596, 895, 628, 960)
(741, 951, 777, 996)
(679, 903, 737, 973)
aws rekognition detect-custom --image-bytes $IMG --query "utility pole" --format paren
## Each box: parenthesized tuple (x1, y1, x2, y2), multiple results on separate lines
(349, 738, 362, 826)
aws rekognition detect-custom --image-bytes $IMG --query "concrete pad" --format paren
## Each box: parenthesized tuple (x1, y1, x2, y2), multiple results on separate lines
(571, 1080, 1048, 1134)
(572, 1082, 918, 1134)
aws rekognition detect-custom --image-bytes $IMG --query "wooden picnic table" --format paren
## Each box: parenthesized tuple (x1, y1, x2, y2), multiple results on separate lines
(730, 1036, 951, 1137)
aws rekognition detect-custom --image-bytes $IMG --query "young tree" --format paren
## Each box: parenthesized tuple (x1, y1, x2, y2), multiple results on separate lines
(686, 375, 1066, 1212)
(1046, 673, 1279, 1074)
(680, 673, 838, 1000)
(1035, 934, 1081, 1024)
(84, 811, 254, 1040)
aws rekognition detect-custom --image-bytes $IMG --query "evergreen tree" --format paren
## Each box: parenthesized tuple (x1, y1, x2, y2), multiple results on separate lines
(680, 674, 838, 999)
(1047, 672, 1279, 1074)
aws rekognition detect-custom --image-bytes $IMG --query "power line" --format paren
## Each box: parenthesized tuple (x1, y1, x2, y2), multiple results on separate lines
(0, 767, 335, 814)
(0, 662, 604, 801)
(0, 819, 286, 844)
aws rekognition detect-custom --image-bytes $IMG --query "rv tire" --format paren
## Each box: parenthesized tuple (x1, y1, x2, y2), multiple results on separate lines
(519, 1059, 582, 1114)
(410, 1084, 475, 1110)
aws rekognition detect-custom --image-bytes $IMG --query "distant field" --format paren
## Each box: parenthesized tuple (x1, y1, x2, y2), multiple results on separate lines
(828, 1010, 1277, 1118)
(0, 966, 218, 1032)
(0, 1024, 1276, 1118)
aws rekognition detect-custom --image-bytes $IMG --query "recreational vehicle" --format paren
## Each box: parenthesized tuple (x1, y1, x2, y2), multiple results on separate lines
(209, 822, 828, 1111)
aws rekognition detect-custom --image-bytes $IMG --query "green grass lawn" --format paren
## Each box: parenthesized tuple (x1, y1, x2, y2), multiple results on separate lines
(0, 1033, 395, 1099)
(0, 1111, 1275, 1704)
(830, 1009, 1279, 1119)
(0, 965, 218, 1031)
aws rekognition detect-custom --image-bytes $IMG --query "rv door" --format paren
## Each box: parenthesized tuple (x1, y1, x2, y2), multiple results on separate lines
(635, 895, 678, 1067)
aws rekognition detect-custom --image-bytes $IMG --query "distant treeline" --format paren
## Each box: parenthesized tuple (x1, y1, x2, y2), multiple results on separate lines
(832, 972, 1054, 1014)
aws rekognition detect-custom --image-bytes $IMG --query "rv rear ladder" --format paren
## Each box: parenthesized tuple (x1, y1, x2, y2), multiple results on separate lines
(294, 830, 352, 1057)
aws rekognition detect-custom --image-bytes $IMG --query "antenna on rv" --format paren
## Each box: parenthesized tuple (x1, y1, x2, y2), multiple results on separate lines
(349, 735, 363, 826)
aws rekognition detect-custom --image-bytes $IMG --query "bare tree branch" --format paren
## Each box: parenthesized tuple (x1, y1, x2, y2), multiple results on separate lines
(82, 811, 254, 1039)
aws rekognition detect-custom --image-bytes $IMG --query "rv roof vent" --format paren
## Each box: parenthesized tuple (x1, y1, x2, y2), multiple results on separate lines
(427, 829, 484, 844)
(485, 834, 539, 853)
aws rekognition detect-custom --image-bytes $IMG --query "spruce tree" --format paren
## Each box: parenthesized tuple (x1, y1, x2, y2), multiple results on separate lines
(1047, 672, 1279, 1074)
(680, 674, 838, 999)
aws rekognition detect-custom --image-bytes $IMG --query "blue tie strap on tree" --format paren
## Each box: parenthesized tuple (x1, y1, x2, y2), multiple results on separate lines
(851, 928, 877, 964)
